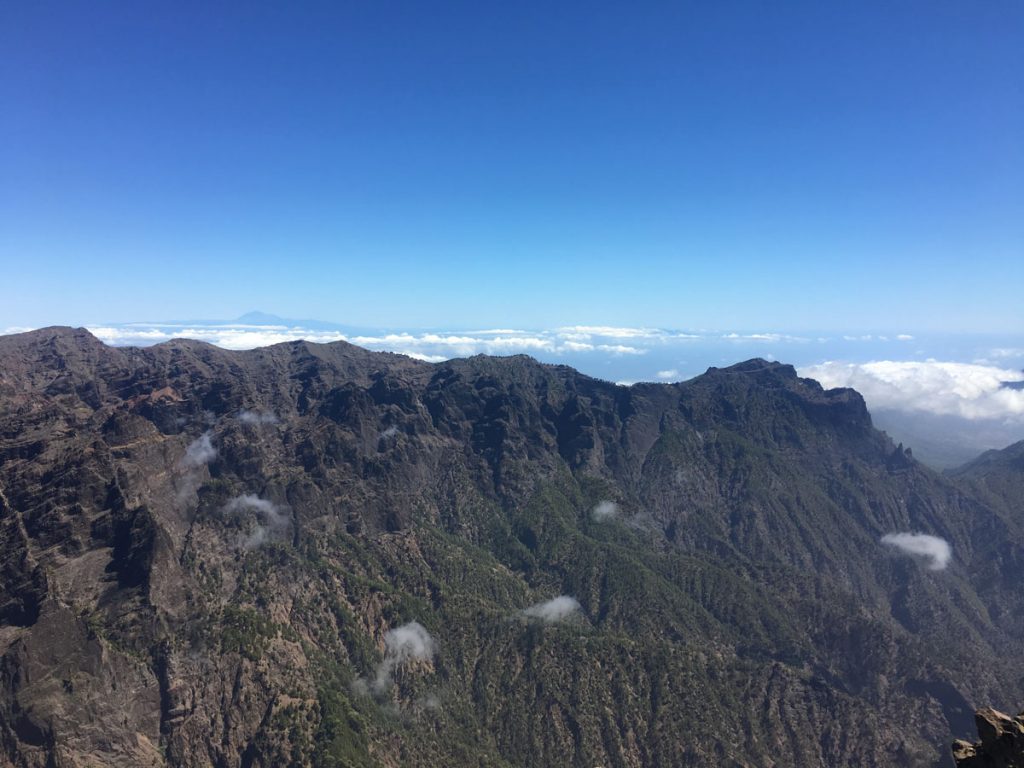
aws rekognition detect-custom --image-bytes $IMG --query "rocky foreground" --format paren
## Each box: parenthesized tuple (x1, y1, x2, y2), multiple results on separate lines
(0, 327, 1022, 766)
(953, 708, 1024, 767)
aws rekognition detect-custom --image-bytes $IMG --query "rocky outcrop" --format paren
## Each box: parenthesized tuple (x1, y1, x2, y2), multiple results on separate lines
(953, 708, 1024, 767)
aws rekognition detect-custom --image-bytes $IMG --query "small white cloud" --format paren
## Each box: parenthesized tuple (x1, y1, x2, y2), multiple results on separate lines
(656, 369, 680, 380)
(372, 622, 437, 694)
(181, 432, 216, 468)
(522, 595, 581, 623)
(419, 692, 441, 710)
(560, 341, 595, 352)
(237, 409, 278, 425)
(881, 532, 951, 571)
(591, 500, 619, 521)
(223, 494, 290, 548)
(596, 344, 647, 355)
(896, 334, 914, 341)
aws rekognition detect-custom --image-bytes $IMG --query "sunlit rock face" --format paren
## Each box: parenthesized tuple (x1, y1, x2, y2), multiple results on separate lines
(952, 708, 1024, 767)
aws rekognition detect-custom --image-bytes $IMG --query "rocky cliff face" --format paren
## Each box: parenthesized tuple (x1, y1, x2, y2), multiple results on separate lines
(1, 327, 1022, 767)
(953, 708, 1024, 767)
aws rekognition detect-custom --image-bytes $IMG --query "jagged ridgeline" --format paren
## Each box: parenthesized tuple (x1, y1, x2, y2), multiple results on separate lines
(1, 327, 1022, 767)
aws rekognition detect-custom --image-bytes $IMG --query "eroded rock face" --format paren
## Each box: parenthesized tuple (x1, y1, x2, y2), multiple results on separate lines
(952, 708, 1024, 767)
(0, 327, 1023, 766)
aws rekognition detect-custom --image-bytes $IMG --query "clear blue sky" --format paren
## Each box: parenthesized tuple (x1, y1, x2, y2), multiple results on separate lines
(2, 1, 1021, 332)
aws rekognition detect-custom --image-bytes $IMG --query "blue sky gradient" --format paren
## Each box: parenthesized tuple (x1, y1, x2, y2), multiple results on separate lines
(2, 1, 1022, 331)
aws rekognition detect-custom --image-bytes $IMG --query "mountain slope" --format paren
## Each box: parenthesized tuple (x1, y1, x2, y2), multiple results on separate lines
(0, 327, 1022, 767)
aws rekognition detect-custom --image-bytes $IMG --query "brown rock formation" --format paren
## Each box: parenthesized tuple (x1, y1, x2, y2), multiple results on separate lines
(953, 708, 1024, 767)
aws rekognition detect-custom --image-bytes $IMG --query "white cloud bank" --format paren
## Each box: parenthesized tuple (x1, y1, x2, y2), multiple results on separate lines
(522, 595, 581, 623)
(801, 361, 1024, 422)
(83, 324, 655, 357)
(881, 532, 952, 571)
(88, 325, 349, 350)
(31, 322, 872, 367)
(371, 621, 437, 694)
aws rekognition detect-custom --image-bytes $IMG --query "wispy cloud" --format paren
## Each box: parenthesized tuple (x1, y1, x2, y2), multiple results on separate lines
(223, 494, 290, 548)
(801, 360, 1024, 421)
(881, 532, 951, 571)
(655, 369, 679, 380)
(181, 432, 217, 468)
(596, 344, 647, 355)
(723, 332, 808, 343)
(237, 409, 278, 425)
(557, 325, 667, 340)
(989, 347, 1024, 360)
(175, 432, 217, 505)
(521, 595, 582, 623)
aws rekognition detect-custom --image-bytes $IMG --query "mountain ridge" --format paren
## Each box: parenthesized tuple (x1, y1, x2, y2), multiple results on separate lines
(0, 326, 1021, 767)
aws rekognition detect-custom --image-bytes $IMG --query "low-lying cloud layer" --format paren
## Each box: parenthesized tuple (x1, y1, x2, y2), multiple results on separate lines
(881, 532, 952, 571)
(522, 595, 582, 623)
(802, 361, 1024, 422)
(371, 622, 437, 694)
(71, 321, 919, 361)
(82, 324, 661, 357)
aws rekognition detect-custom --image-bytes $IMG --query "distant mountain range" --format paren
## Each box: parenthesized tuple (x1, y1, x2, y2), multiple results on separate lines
(60, 313, 1024, 470)
(0, 326, 1022, 767)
